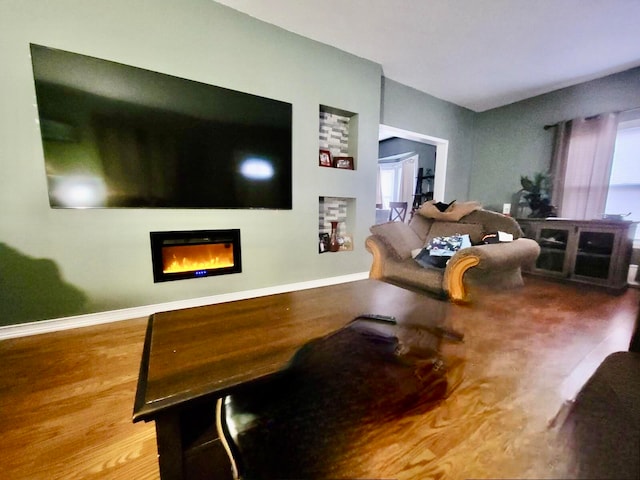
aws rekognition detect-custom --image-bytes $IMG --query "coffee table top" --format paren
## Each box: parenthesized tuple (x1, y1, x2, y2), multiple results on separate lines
(133, 279, 446, 422)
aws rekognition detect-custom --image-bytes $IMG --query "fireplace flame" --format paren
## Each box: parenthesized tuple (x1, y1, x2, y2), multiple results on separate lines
(161, 244, 234, 274)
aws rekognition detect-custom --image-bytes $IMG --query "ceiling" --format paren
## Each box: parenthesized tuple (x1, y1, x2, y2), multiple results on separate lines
(214, 0, 640, 112)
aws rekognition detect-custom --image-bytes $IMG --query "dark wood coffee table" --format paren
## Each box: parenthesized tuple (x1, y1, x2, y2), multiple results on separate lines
(133, 279, 448, 479)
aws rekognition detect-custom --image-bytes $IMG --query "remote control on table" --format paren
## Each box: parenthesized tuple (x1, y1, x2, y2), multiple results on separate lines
(357, 314, 397, 324)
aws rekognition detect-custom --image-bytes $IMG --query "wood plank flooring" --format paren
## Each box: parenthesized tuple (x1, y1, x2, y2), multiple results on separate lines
(0, 276, 638, 480)
(0, 317, 159, 480)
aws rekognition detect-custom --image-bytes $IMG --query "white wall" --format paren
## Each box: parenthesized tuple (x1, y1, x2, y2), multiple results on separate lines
(0, 0, 382, 325)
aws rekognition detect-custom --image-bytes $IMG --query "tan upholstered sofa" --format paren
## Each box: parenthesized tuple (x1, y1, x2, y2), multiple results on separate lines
(365, 201, 540, 302)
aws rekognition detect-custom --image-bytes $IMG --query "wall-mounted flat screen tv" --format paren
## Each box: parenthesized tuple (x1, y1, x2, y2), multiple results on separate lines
(30, 44, 292, 209)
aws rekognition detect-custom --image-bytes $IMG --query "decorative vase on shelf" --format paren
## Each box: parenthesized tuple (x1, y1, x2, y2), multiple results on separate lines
(329, 221, 340, 252)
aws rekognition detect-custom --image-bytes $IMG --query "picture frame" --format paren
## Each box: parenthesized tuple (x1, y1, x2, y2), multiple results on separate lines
(318, 232, 330, 253)
(333, 156, 354, 170)
(319, 149, 333, 167)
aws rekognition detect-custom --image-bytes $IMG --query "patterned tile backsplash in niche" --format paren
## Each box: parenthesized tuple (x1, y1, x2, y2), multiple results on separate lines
(319, 111, 350, 158)
(319, 196, 348, 235)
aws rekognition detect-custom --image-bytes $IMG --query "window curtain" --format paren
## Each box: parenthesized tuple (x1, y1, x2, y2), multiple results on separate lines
(399, 155, 418, 207)
(375, 155, 417, 210)
(551, 112, 619, 219)
(549, 120, 570, 209)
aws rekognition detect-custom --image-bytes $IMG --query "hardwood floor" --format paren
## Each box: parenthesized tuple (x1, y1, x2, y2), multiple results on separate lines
(0, 276, 638, 480)
(0, 317, 159, 480)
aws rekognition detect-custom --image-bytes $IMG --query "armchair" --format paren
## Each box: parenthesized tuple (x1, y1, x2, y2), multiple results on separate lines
(365, 201, 540, 302)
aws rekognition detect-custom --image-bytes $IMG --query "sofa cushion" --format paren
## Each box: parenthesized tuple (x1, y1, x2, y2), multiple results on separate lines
(426, 221, 485, 245)
(370, 221, 423, 260)
(408, 214, 434, 242)
(459, 210, 523, 238)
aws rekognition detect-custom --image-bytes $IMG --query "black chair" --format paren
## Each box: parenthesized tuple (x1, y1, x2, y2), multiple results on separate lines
(388, 201, 408, 222)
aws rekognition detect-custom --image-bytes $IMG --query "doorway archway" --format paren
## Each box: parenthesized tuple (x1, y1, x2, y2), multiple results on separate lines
(378, 124, 448, 201)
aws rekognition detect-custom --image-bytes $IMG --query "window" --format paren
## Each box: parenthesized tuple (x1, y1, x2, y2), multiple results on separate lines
(378, 163, 401, 209)
(605, 120, 640, 241)
(377, 154, 418, 210)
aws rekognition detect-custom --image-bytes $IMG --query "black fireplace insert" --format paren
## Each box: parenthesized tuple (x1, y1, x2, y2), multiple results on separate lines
(150, 229, 242, 283)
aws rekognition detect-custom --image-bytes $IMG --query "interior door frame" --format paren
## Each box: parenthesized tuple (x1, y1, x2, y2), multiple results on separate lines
(378, 124, 448, 201)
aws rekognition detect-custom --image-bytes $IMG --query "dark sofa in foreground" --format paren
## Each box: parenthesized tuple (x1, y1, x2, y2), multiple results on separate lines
(561, 299, 640, 479)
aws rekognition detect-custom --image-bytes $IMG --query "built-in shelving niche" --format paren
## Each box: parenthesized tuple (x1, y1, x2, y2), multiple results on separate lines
(318, 196, 356, 253)
(319, 105, 358, 170)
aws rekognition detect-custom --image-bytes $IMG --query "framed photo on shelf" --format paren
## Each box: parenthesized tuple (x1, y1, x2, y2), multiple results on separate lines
(333, 156, 354, 170)
(319, 149, 333, 167)
(318, 232, 330, 253)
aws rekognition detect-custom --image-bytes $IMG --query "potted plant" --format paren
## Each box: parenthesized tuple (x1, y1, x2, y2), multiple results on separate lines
(520, 172, 556, 218)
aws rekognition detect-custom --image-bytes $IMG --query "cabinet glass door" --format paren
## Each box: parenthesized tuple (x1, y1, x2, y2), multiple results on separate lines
(536, 228, 569, 273)
(574, 230, 614, 279)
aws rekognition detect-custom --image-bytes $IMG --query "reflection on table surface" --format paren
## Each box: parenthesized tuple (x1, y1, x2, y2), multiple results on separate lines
(223, 314, 464, 479)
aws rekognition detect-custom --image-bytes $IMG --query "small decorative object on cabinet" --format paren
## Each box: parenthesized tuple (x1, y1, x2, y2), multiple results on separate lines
(518, 172, 556, 218)
(517, 218, 637, 293)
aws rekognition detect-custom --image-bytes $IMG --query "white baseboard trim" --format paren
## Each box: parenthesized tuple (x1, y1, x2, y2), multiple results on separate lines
(0, 272, 370, 340)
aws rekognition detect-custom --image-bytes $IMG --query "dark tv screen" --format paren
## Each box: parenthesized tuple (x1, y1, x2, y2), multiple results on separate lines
(30, 44, 292, 209)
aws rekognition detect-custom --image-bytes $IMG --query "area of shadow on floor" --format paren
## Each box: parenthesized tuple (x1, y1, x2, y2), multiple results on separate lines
(223, 318, 458, 479)
(0, 242, 87, 326)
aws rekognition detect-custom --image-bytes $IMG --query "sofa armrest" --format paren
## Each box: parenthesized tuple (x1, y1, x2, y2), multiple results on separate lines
(444, 238, 540, 302)
(452, 238, 540, 271)
(365, 235, 395, 280)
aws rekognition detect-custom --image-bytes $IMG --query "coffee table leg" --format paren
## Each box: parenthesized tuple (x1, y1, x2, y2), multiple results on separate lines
(154, 404, 235, 480)
(156, 412, 185, 480)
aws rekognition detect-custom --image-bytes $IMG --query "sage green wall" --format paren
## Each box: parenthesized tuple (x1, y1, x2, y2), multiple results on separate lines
(470, 67, 640, 211)
(7, 0, 630, 327)
(380, 78, 478, 202)
(0, 0, 382, 325)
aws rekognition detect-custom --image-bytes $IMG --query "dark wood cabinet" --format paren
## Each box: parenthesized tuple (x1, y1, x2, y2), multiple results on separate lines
(518, 219, 636, 292)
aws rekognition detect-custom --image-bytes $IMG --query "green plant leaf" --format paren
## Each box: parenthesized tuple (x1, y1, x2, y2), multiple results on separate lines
(520, 176, 535, 192)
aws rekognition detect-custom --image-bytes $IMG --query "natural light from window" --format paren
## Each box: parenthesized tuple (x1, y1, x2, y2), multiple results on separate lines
(605, 123, 640, 241)
(378, 166, 398, 209)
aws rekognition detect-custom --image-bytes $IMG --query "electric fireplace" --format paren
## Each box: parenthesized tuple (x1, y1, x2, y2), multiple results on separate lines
(150, 229, 241, 283)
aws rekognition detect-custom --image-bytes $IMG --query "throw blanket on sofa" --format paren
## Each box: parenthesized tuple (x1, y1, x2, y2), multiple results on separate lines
(417, 200, 482, 221)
